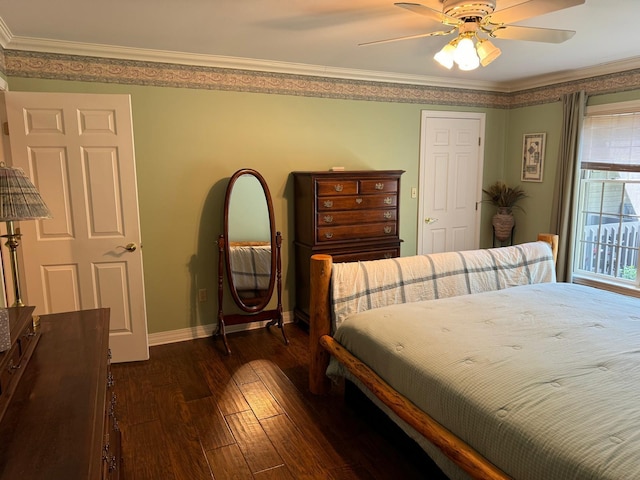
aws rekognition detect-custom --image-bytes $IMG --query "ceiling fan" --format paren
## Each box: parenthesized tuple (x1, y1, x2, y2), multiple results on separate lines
(361, 0, 585, 71)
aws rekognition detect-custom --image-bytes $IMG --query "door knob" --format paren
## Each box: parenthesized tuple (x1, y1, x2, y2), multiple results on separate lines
(119, 243, 137, 252)
(424, 217, 438, 224)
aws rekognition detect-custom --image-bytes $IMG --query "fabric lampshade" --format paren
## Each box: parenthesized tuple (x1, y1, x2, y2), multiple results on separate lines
(0, 162, 52, 221)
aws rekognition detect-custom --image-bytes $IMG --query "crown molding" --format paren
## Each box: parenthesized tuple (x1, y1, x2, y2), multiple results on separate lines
(504, 57, 640, 92)
(0, 18, 11, 48)
(3, 32, 640, 99)
(3, 35, 510, 93)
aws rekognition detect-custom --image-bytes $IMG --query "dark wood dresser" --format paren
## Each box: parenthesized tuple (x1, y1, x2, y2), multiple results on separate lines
(293, 170, 404, 324)
(0, 308, 121, 479)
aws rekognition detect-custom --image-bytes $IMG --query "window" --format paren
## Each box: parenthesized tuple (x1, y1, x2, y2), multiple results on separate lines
(574, 101, 640, 290)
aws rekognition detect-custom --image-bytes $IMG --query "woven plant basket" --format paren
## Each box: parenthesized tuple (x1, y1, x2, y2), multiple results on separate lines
(492, 207, 515, 241)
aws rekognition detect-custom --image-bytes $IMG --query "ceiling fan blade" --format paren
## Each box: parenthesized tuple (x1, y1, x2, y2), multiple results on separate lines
(394, 2, 460, 26)
(359, 28, 455, 47)
(486, 0, 585, 25)
(490, 25, 576, 43)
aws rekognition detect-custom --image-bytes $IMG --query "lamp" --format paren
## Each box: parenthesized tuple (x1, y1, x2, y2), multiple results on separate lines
(0, 162, 52, 306)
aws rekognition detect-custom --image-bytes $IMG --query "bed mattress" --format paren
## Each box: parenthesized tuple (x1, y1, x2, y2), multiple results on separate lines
(328, 282, 640, 479)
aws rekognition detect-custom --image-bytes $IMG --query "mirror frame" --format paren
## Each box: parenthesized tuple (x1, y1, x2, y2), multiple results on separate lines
(223, 168, 277, 313)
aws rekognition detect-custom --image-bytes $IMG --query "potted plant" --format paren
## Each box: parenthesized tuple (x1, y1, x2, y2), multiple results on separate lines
(482, 181, 528, 241)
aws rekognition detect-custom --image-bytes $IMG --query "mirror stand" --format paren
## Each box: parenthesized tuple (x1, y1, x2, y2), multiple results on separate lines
(215, 232, 288, 354)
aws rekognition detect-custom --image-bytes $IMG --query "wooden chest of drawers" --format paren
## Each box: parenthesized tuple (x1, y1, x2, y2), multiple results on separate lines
(293, 170, 404, 324)
(0, 308, 120, 479)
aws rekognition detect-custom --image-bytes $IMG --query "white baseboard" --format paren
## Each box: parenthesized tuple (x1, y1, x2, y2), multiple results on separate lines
(147, 310, 295, 347)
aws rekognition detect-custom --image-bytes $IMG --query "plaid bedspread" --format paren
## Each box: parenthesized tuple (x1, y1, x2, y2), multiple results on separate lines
(230, 245, 271, 290)
(331, 241, 556, 330)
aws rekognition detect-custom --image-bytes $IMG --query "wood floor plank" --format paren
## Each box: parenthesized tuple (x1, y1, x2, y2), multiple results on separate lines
(120, 420, 176, 480)
(188, 395, 235, 451)
(259, 413, 338, 480)
(113, 371, 158, 426)
(225, 409, 284, 474)
(250, 358, 352, 467)
(196, 356, 251, 416)
(237, 379, 283, 420)
(154, 382, 214, 480)
(162, 341, 213, 401)
(205, 444, 253, 480)
(253, 464, 296, 480)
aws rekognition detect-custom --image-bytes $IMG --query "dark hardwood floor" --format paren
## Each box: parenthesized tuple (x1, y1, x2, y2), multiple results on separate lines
(111, 323, 448, 479)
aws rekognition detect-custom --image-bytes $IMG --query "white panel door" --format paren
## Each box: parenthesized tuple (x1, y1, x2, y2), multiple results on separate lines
(4, 92, 149, 362)
(418, 111, 484, 254)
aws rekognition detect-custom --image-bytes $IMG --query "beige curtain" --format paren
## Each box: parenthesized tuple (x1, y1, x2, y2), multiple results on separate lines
(550, 91, 587, 282)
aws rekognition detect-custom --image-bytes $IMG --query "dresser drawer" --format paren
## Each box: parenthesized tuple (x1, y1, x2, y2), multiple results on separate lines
(318, 223, 397, 242)
(331, 247, 400, 263)
(317, 194, 397, 211)
(359, 178, 399, 194)
(318, 209, 397, 226)
(316, 180, 358, 196)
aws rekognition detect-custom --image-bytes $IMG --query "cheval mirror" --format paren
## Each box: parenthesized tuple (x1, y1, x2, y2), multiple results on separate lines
(216, 168, 288, 354)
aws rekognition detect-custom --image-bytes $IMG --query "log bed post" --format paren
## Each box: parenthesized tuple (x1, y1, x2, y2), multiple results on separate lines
(537, 233, 559, 264)
(309, 254, 333, 395)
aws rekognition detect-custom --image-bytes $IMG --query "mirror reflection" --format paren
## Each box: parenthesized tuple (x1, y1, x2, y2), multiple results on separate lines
(227, 174, 272, 305)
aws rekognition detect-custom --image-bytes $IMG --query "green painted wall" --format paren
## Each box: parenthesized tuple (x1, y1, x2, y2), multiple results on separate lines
(9, 75, 636, 335)
(501, 101, 563, 244)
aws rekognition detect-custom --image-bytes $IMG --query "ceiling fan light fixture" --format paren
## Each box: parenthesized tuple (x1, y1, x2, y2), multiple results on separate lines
(434, 42, 456, 69)
(453, 36, 479, 70)
(457, 54, 480, 71)
(476, 39, 501, 66)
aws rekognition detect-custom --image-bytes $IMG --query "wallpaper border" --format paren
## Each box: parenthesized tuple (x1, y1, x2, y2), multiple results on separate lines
(4, 50, 640, 109)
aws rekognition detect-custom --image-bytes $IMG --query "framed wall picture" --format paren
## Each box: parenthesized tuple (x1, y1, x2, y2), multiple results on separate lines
(521, 132, 546, 182)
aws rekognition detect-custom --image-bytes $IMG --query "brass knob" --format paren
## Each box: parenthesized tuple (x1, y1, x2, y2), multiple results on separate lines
(119, 243, 137, 252)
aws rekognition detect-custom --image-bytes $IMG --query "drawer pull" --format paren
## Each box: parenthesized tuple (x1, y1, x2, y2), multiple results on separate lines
(323, 215, 333, 224)
(384, 253, 393, 259)
(383, 211, 392, 219)
(324, 232, 334, 239)
(384, 226, 392, 234)
(9, 362, 20, 371)
(334, 184, 343, 192)
(355, 198, 363, 204)
(384, 197, 393, 205)
(374, 183, 384, 190)
(107, 371, 115, 388)
(323, 200, 334, 208)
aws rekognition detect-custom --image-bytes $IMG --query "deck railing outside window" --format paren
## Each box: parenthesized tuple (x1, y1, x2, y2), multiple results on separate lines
(577, 220, 640, 280)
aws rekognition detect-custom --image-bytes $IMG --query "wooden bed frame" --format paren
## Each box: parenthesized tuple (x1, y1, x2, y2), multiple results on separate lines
(308, 233, 559, 480)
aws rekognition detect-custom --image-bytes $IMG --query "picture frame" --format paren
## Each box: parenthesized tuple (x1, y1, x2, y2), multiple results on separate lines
(521, 132, 546, 182)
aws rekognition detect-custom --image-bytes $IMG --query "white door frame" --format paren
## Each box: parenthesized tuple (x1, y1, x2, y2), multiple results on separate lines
(417, 110, 485, 254)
